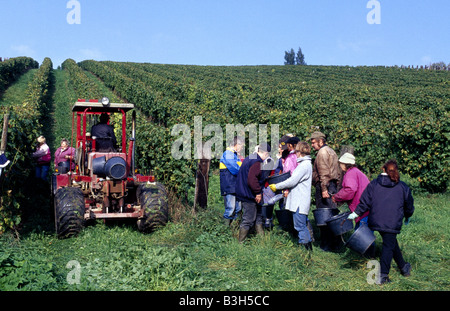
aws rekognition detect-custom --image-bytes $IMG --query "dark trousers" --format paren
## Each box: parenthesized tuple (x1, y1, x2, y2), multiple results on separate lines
(379, 232, 406, 275)
(315, 182, 341, 251)
(240, 201, 263, 230)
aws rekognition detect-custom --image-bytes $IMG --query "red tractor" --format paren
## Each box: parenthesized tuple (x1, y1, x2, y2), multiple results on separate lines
(52, 98, 168, 238)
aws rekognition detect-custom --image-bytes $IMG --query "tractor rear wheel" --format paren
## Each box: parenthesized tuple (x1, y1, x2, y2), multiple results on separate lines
(137, 182, 169, 233)
(54, 187, 85, 239)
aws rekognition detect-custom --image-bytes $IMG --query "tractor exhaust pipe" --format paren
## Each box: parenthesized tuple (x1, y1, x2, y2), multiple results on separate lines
(130, 110, 136, 177)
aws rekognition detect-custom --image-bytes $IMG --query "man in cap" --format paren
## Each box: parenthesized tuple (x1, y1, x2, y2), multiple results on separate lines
(236, 143, 272, 242)
(310, 131, 341, 251)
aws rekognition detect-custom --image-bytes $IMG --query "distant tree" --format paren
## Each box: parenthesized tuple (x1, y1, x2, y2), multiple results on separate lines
(284, 49, 295, 65)
(430, 61, 446, 70)
(296, 47, 307, 65)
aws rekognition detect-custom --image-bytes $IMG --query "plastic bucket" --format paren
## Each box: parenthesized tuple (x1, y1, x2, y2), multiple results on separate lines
(275, 209, 294, 232)
(266, 172, 291, 184)
(344, 223, 376, 255)
(325, 212, 354, 236)
(313, 208, 339, 226)
(104, 157, 127, 179)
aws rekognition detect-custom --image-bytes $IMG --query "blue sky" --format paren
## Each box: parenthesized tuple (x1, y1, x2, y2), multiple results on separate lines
(1, 0, 449, 68)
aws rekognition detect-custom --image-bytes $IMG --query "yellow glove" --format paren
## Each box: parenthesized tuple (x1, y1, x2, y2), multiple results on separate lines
(269, 184, 277, 192)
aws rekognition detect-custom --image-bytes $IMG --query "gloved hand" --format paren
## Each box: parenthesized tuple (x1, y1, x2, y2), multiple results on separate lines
(404, 217, 410, 225)
(347, 212, 359, 220)
(269, 184, 277, 192)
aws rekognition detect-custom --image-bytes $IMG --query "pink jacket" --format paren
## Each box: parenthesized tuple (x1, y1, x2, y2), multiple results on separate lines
(283, 151, 298, 175)
(54, 147, 76, 170)
(333, 167, 370, 222)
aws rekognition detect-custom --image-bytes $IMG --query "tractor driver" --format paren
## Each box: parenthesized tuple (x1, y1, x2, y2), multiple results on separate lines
(91, 113, 117, 152)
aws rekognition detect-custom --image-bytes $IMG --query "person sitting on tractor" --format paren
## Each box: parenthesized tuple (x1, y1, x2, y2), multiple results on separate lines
(91, 113, 117, 152)
(54, 138, 77, 173)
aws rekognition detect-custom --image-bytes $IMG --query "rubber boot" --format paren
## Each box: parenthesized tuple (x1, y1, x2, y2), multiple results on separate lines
(224, 218, 232, 227)
(255, 224, 264, 236)
(378, 274, 391, 285)
(307, 221, 315, 243)
(299, 242, 313, 251)
(400, 262, 411, 277)
(238, 227, 249, 243)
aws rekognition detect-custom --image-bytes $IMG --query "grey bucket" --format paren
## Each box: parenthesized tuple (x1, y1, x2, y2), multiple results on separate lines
(325, 212, 354, 236)
(344, 223, 376, 255)
(313, 208, 339, 226)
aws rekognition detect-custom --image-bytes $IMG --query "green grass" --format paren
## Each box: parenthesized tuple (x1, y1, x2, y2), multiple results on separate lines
(1, 172, 448, 291)
(0, 69, 37, 108)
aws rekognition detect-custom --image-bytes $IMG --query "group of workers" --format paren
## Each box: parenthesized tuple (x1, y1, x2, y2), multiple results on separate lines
(219, 131, 415, 285)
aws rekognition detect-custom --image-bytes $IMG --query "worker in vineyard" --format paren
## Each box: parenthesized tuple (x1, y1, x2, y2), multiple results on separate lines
(32, 135, 51, 181)
(348, 159, 414, 284)
(220, 136, 244, 227)
(269, 141, 314, 251)
(91, 113, 117, 152)
(236, 143, 271, 242)
(332, 152, 374, 257)
(310, 131, 342, 251)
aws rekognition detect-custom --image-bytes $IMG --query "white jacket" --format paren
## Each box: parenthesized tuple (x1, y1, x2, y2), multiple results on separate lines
(275, 155, 312, 215)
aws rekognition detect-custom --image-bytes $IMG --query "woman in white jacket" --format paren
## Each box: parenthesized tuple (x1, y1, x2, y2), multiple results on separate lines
(269, 141, 313, 250)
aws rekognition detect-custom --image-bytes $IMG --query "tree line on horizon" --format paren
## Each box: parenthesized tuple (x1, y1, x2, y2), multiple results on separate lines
(284, 47, 306, 65)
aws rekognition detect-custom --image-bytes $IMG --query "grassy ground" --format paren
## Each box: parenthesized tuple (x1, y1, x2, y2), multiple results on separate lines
(0, 172, 448, 291)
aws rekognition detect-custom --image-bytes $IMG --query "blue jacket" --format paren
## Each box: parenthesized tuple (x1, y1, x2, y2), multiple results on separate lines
(236, 153, 264, 203)
(219, 148, 242, 195)
(355, 174, 414, 234)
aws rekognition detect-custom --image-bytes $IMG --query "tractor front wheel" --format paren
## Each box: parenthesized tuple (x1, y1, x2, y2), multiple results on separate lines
(137, 182, 169, 233)
(54, 187, 85, 239)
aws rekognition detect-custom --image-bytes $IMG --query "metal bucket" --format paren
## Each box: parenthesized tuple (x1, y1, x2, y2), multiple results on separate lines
(344, 223, 376, 255)
(313, 208, 339, 226)
(325, 212, 354, 236)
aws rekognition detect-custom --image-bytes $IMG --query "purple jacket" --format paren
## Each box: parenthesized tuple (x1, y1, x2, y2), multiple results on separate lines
(333, 167, 370, 222)
(54, 147, 76, 170)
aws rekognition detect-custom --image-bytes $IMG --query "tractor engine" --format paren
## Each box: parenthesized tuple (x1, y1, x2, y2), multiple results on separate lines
(89, 153, 128, 213)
